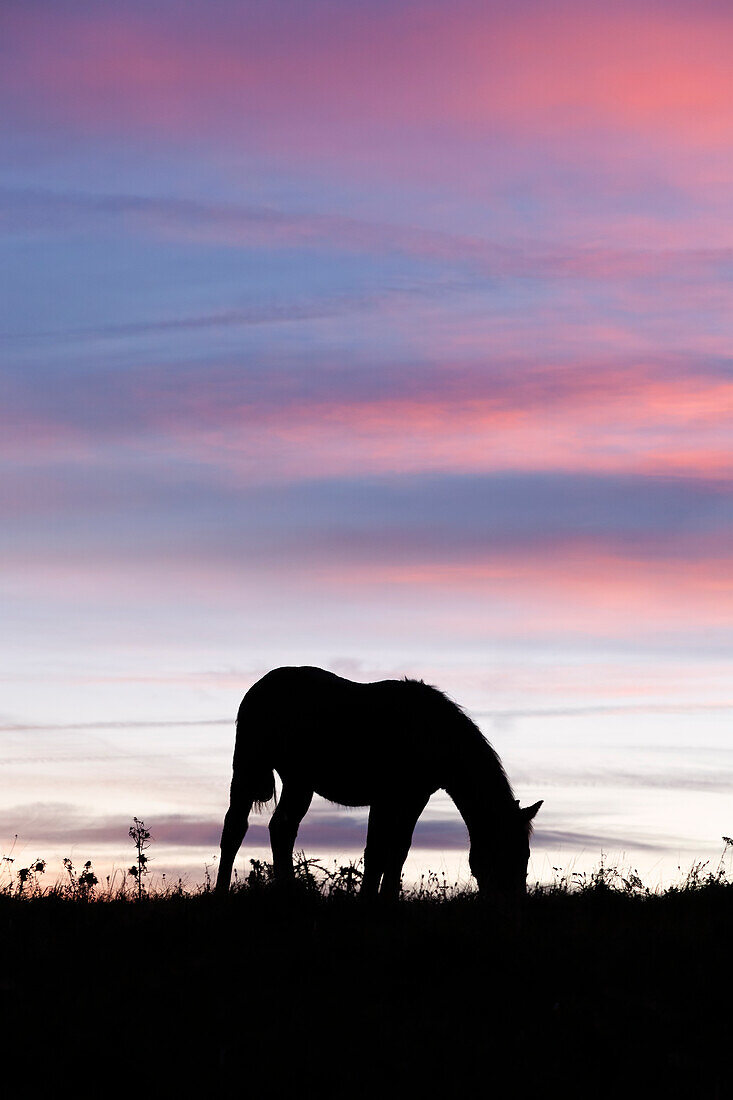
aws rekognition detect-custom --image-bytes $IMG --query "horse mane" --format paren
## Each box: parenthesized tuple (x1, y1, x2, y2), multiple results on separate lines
(402, 677, 515, 801)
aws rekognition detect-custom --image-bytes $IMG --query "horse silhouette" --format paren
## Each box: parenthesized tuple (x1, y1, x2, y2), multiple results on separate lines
(216, 666, 542, 900)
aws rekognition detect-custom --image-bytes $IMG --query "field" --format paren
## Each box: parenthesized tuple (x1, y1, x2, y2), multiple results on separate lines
(2, 852, 731, 1098)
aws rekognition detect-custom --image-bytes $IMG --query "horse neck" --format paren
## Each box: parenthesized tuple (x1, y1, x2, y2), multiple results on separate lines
(445, 746, 515, 836)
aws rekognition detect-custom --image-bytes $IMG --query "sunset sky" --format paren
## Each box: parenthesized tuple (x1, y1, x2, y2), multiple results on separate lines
(2, 0, 732, 890)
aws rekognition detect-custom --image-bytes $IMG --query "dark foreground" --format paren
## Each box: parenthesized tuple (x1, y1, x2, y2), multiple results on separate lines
(2, 879, 730, 1098)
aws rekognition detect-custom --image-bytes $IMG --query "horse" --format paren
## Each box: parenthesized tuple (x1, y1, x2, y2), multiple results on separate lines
(215, 666, 542, 901)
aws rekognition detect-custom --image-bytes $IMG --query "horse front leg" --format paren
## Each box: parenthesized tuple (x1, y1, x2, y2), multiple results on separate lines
(379, 793, 431, 902)
(361, 803, 389, 900)
(362, 792, 430, 902)
(268, 782, 313, 883)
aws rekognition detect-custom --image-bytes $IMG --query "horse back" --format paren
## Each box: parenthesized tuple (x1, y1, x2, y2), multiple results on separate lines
(235, 666, 468, 804)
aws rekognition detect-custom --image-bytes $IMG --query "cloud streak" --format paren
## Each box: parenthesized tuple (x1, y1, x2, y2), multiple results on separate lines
(0, 803, 682, 857)
(4, 466, 731, 555)
(3, 187, 732, 289)
(4, 700, 733, 737)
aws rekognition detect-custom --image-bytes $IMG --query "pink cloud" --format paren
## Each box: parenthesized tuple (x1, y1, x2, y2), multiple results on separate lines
(324, 549, 733, 637)
(3, 355, 732, 484)
(5, 2, 732, 195)
(4, 534, 732, 643)
(152, 360, 733, 484)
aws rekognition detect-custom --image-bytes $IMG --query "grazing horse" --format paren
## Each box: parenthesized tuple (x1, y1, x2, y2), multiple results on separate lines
(215, 666, 542, 901)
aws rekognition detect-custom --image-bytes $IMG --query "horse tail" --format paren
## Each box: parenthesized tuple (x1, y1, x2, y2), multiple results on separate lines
(231, 689, 276, 812)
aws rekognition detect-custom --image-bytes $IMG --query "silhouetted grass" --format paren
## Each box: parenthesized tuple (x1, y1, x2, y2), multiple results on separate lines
(1, 848, 731, 1097)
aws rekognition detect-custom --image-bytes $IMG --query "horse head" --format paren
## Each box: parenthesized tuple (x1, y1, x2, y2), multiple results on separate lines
(469, 799, 543, 899)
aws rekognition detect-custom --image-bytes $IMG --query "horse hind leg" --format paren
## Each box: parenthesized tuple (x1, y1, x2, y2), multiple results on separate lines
(215, 786, 255, 894)
(268, 782, 313, 883)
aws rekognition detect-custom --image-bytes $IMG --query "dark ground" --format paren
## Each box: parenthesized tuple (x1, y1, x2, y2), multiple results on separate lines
(2, 882, 730, 1098)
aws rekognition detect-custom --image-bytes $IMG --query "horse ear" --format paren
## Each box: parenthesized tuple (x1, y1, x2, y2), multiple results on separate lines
(521, 800, 543, 821)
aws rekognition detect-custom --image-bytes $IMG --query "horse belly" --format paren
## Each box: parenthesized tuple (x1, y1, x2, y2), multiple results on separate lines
(312, 760, 381, 807)
(313, 755, 436, 808)
(314, 785, 372, 808)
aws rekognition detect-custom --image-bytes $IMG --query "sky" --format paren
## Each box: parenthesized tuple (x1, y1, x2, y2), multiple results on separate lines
(2, 0, 732, 891)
